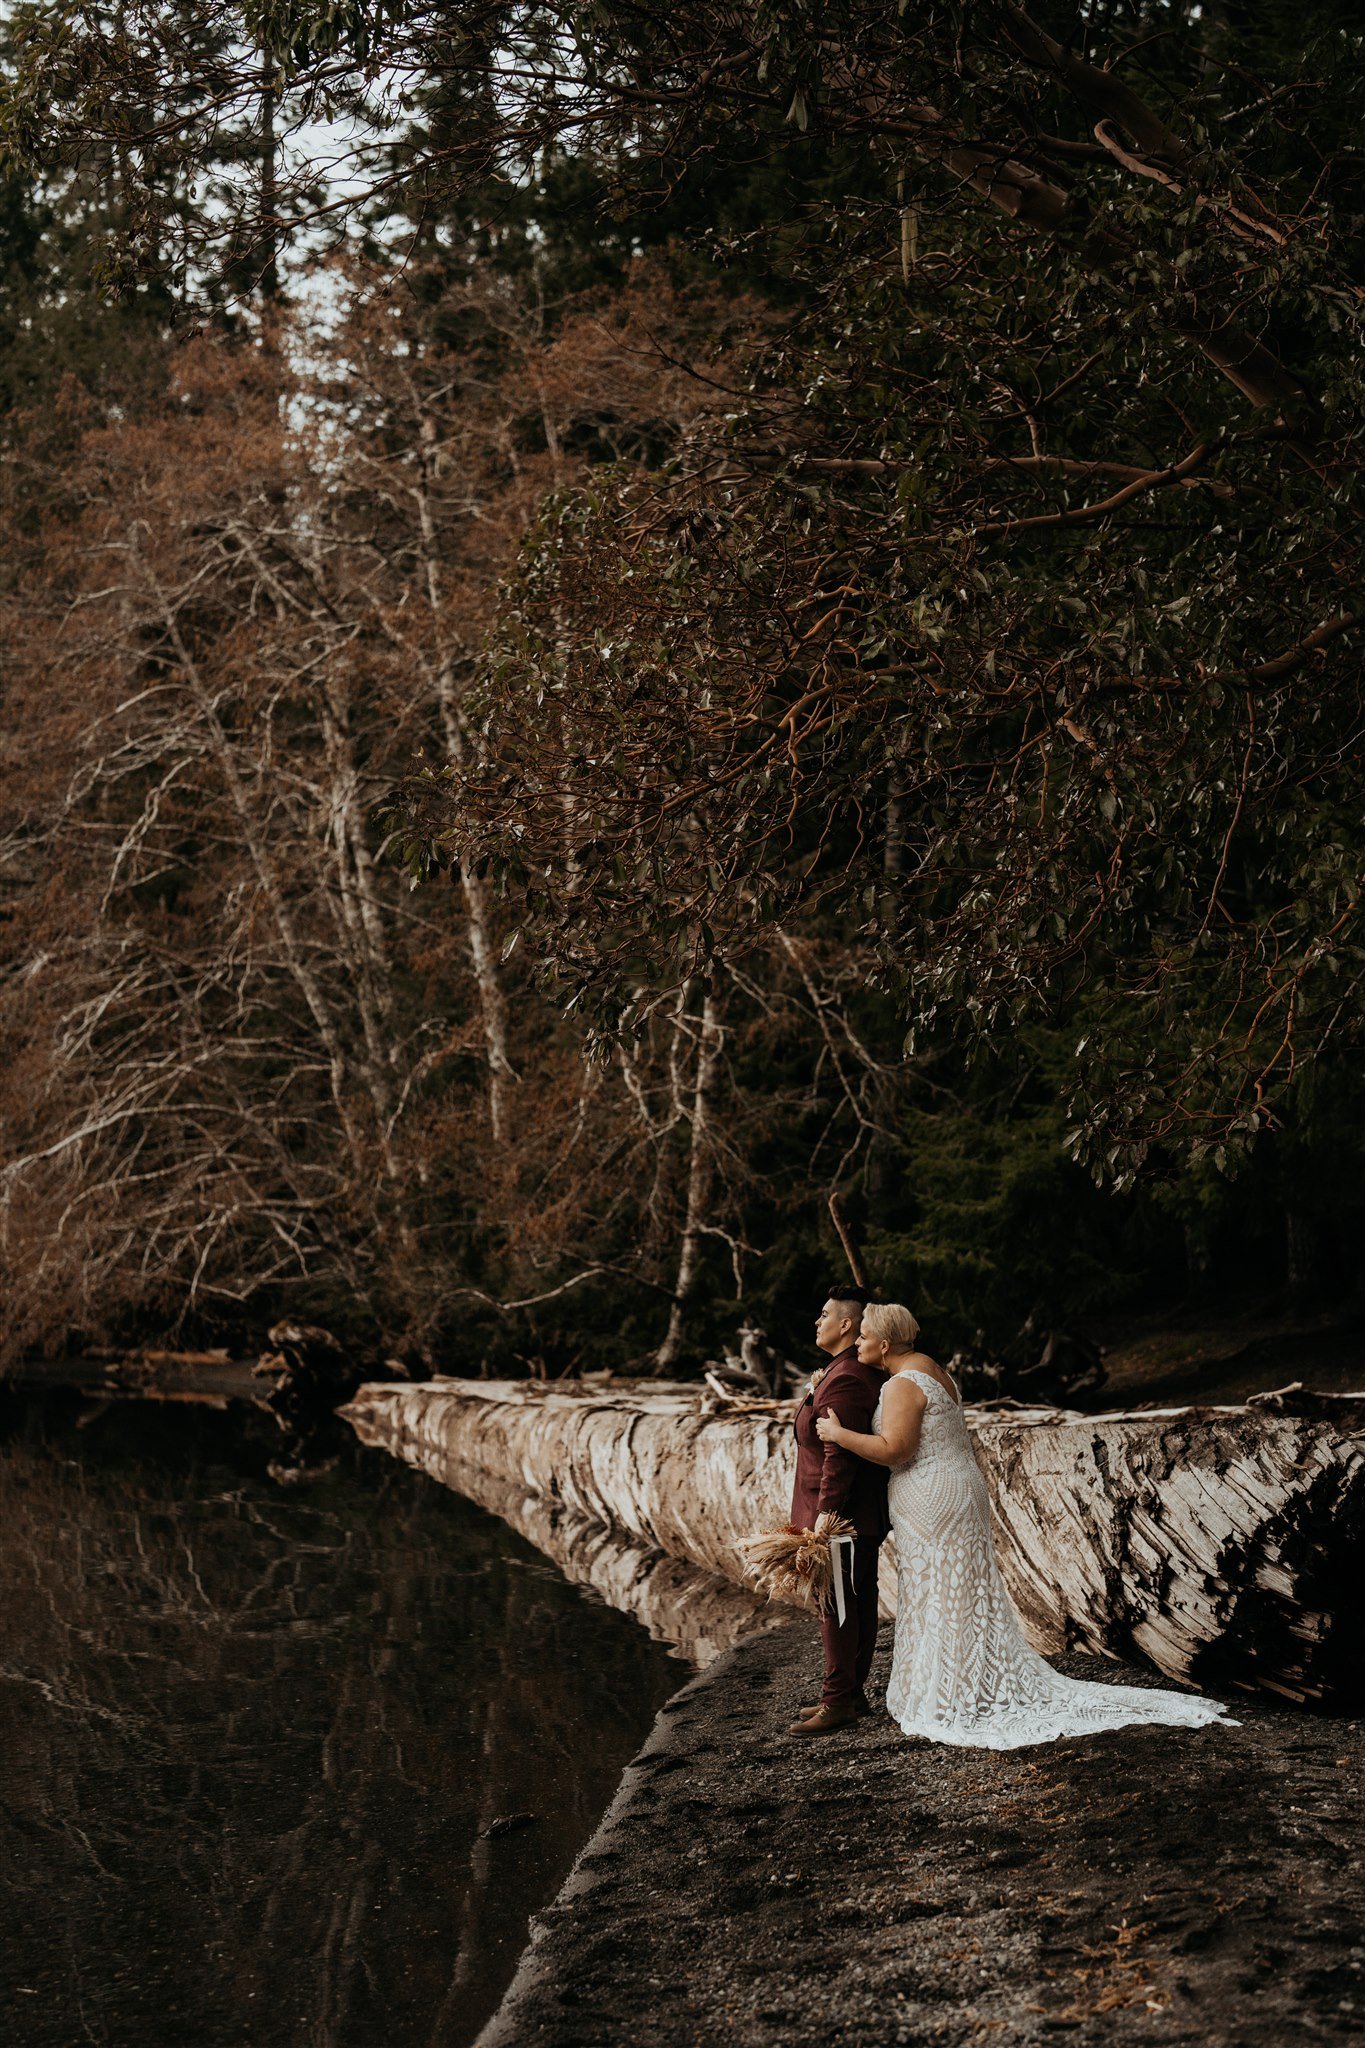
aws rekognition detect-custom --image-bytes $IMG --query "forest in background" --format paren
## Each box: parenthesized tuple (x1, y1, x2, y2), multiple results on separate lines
(1, 0, 1362, 1381)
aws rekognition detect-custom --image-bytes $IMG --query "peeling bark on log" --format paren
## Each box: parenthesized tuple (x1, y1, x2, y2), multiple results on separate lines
(341, 1380, 1365, 1707)
(342, 1380, 794, 1584)
(978, 1395, 1365, 1706)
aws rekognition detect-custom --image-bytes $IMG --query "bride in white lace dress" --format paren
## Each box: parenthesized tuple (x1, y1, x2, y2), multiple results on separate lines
(816, 1304, 1236, 1750)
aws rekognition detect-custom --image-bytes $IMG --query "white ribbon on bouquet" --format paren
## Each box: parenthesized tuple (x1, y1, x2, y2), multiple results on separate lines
(829, 1531, 857, 1626)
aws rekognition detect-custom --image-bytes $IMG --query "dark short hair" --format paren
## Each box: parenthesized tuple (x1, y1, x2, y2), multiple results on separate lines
(821, 1284, 875, 1313)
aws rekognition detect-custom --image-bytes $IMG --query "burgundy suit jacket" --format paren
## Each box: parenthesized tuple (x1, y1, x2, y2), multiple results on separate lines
(790, 1347, 891, 1543)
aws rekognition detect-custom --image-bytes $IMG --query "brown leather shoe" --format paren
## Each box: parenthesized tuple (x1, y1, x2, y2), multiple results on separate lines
(797, 1692, 871, 1719)
(789, 1701, 858, 1735)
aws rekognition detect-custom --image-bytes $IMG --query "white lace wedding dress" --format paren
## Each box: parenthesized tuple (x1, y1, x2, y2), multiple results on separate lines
(878, 1369, 1237, 1749)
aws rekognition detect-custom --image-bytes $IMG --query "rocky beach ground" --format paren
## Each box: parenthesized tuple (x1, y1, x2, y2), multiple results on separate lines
(482, 1617, 1362, 2048)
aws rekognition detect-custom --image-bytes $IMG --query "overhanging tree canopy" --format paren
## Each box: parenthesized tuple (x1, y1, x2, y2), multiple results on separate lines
(11, 1, 1361, 1180)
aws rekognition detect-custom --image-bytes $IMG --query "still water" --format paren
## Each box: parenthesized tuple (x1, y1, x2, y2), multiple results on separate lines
(0, 1393, 682, 2048)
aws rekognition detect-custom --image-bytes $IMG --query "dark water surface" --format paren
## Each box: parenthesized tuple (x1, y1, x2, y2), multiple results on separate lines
(0, 1394, 683, 2048)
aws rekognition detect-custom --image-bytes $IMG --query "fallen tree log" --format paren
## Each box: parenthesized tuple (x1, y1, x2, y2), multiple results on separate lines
(340, 1379, 1365, 1708)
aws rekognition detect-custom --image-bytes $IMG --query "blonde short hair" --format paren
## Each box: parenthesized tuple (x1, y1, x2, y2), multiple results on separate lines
(861, 1302, 921, 1349)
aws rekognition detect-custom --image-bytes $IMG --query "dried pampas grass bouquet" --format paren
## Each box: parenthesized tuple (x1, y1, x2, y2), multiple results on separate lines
(737, 1512, 857, 1614)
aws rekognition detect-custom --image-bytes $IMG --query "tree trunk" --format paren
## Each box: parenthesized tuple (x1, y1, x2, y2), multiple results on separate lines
(456, 857, 515, 1145)
(344, 1379, 1365, 1707)
(1285, 1205, 1320, 1302)
(655, 991, 722, 1371)
(259, 66, 279, 300)
(883, 778, 905, 879)
(413, 419, 516, 1140)
(146, 571, 374, 1177)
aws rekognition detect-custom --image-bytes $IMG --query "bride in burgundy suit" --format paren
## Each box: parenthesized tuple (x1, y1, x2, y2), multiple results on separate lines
(816, 1304, 1236, 1749)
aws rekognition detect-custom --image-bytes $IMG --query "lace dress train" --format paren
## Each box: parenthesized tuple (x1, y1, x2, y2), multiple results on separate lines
(879, 1371, 1237, 1750)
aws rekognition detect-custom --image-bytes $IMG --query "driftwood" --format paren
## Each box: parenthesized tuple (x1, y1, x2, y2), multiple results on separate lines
(342, 1378, 1365, 1707)
(976, 1387, 1365, 1706)
(701, 1324, 807, 1400)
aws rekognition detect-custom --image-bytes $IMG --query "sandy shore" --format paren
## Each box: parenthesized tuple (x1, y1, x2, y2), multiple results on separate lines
(481, 1618, 1362, 2047)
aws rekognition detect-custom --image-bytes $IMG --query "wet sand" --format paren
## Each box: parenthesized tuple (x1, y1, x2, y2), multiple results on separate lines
(483, 1618, 1362, 2047)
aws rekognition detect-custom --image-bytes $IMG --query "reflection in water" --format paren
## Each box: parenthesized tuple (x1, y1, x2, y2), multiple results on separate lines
(0, 1394, 682, 2048)
(344, 1400, 777, 1669)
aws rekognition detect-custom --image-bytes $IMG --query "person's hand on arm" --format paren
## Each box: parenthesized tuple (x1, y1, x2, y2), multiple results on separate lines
(810, 1412, 857, 1526)
(812, 1372, 880, 1519)
(816, 1377, 925, 1470)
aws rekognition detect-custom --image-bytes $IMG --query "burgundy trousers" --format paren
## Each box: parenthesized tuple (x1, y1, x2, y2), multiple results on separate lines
(819, 1534, 884, 1706)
